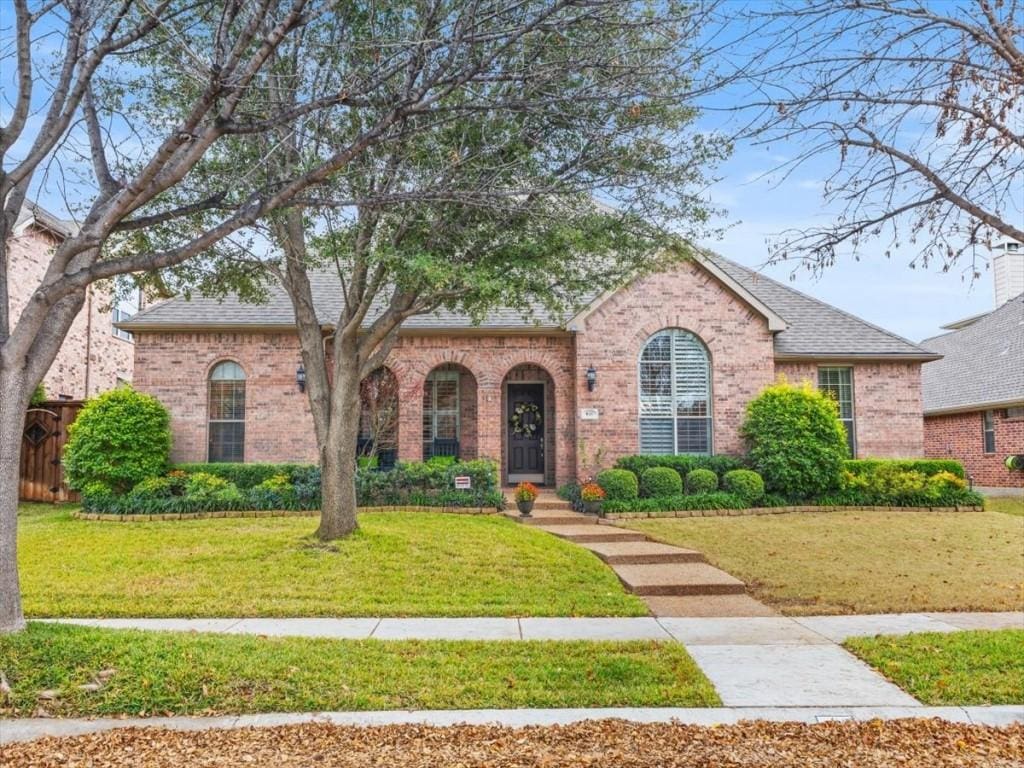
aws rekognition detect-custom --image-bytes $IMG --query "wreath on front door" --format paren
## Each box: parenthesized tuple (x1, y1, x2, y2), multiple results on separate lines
(510, 402, 542, 437)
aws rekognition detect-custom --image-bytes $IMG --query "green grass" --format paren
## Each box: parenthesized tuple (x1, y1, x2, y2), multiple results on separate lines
(986, 495, 1024, 517)
(845, 629, 1024, 705)
(622, 509, 1024, 615)
(0, 623, 719, 715)
(17, 505, 646, 617)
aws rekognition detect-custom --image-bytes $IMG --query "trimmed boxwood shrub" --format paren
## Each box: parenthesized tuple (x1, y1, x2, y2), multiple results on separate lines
(685, 468, 718, 494)
(640, 467, 682, 498)
(843, 458, 965, 479)
(603, 492, 747, 514)
(615, 454, 745, 478)
(63, 387, 171, 494)
(722, 469, 765, 505)
(596, 469, 639, 501)
(741, 379, 848, 500)
(173, 463, 315, 489)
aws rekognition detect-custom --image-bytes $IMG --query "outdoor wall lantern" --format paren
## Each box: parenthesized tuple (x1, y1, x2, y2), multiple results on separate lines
(296, 363, 307, 393)
(586, 365, 597, 392)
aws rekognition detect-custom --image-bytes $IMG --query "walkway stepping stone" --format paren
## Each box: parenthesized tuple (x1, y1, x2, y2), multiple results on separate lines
(504, 509, 596, 526)
(643, 595, 778, 618)
(582, 540, 703, 565)
(613, 563, 746, 596)
(534, 525, 647, 543)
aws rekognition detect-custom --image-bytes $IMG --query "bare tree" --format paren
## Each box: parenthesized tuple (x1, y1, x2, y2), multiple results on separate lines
(702, 0, 1023, 274)
(359, 368, 398, 460)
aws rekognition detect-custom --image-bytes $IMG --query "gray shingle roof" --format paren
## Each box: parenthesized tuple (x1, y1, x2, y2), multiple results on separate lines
(123, 254, 936, 359)
(704, 254, 936, 358)
(920, 294, 1024, 414)
(15, 201, 78, 238)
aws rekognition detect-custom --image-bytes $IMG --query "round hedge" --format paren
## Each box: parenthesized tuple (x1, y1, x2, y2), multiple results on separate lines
(63, 386, 171, 494)
(596, 468, 639, 501)
(722, 469, 765, 505)
(740, 379, 848, 499)
(684, 468, 718, 494)
(640, 467, 682, 498)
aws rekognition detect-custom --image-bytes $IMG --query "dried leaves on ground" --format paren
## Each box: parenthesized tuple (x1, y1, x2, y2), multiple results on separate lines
(3, 719, 1022, 767)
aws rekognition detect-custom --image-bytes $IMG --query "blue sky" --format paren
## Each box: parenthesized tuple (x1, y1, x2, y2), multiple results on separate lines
(699, 145, 999, 343)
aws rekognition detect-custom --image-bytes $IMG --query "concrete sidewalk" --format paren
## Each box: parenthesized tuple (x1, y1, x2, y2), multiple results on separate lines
(38, 612, 1021, 711)
(3, 705, 1022, 744)
(47, 611, 1023, 642)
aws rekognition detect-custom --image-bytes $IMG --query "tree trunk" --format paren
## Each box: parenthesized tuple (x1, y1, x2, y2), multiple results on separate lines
(316, 361, 362, 541)
(0, 365, 29, 633)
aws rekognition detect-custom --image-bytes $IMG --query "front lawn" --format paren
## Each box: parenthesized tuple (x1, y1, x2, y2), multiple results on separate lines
(845, 630, 1024, 705)
(986, 495, 1023, 517)
(621, 510, 1023, 615)
(18, 505, 647, 617)
(0, 623, 719, 715)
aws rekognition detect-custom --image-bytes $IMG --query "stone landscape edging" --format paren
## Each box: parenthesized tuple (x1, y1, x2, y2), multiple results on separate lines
(72, 506, 501, 522)
(600, 504, 983, 520)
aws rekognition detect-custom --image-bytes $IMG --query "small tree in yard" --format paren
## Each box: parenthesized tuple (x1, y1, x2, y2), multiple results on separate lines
(162, 2, 728, 540)
(741, 379, 849, 501)
(63, 387, 171, 495)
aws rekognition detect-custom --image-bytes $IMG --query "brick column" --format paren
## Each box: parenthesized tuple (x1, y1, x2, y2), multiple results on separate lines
(397, 376, 424, 463)
(476, 382, 503, 470)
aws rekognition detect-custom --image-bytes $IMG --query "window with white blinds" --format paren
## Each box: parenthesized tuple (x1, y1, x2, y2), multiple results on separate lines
(423, 370, 460, 445)
(638, 329, 712, 455)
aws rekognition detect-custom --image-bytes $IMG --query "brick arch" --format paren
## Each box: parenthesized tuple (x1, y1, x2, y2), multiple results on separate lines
(630, 323, 717, 359)
(388, 348, 484, 390)
(493, 352, 565, 392)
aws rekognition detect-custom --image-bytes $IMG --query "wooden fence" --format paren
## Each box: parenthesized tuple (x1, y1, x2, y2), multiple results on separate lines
(19, 400, 82, 503)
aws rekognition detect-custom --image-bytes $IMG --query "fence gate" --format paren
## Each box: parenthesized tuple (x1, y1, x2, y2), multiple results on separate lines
(19, 400, 82, 503)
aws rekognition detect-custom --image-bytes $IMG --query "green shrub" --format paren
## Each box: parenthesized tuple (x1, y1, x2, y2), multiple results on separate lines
(29, 383, 47, 406)
(722, 469, 765, 505)
(830, 464, 978, 507)
(80, 481, 117, 512)
(596, 469, 639, 501)
(615, 454, 745, 477)
(640, 467, 682, 498)
(844, 458, 965, 479)
(127, 476, 176, 502)
(557, 483, 580, 502)
(603, 492, 747, 514)
(426, 455, 457, 469)
(741, 379, 848, 500)
(184, 472, 243, 504)
(63, 387, 171, 494)
(685, 468, 718, 494)
(173, 463, 315, 489)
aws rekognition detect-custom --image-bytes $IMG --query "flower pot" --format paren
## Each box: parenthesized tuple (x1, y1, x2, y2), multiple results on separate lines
(582, 500, 603, 515)
(516, 500, 534, 516)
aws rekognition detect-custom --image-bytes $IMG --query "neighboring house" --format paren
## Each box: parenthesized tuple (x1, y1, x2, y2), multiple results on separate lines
(921, 294, 1024, 488)
(121, 253, 937, 486)
(8, 202, 138, 399)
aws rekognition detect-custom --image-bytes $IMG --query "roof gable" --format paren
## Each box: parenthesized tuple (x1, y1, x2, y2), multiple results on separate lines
(921, 294, 1024, 414)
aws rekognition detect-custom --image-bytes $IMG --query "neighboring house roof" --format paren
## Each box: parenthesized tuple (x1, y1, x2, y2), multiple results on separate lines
(14, 201, 78, 239)
(121, 253, 937, 360)
(920, 294, 1024, 414)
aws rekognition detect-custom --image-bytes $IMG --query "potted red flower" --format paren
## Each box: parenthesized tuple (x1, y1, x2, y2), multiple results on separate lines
(580, 482, 606, 515)
(513, 482, 539, 516)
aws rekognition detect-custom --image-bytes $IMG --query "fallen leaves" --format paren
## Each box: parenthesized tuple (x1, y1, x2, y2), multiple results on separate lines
(2, 719, 1022, 768)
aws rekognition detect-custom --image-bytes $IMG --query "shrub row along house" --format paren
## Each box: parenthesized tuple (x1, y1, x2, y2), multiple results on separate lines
(119, 253, 939, 487)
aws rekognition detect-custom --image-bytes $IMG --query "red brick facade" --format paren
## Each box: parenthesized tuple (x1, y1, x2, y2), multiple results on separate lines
(132, 261, 930, 483)
(924, 408, 1024, 488)
(775, 361, 925, 458)
(8, 222, 134, 398)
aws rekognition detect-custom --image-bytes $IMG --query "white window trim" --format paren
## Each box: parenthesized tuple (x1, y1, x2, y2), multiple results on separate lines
(424, 370, 460, 443)
(818, 366, 857, 458)
(637, 329, 713, 456)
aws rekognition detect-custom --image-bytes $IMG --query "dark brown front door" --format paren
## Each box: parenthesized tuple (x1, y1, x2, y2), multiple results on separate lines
(508, 383, 544, 482)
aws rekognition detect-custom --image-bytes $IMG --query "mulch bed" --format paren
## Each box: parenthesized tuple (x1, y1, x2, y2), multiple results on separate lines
(3, 719, 1021, 767)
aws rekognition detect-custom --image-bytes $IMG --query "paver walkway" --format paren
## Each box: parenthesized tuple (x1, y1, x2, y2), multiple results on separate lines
(506, 491, 775, 617)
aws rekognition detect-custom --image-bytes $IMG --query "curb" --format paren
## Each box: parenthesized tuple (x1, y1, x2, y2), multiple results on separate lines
(3, 706, 1021, 743)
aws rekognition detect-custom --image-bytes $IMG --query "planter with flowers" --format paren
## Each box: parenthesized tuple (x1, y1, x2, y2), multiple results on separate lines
(580, 482, 606, 515)
(513, 481, 539, 516)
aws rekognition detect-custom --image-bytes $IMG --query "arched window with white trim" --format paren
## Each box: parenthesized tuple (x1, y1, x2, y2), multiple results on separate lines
(638, 329, 712, 455)
(208, 361, 246, 462)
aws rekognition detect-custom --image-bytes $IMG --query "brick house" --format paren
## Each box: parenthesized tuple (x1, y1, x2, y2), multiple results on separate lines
(121, 253, 938, 486)
(8, 202, 137, 399)
(922, 293, 1024, 489)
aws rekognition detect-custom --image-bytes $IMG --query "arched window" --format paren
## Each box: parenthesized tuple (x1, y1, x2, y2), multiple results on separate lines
(208, 361, 246, 462)
(638, 329, 712, 455)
